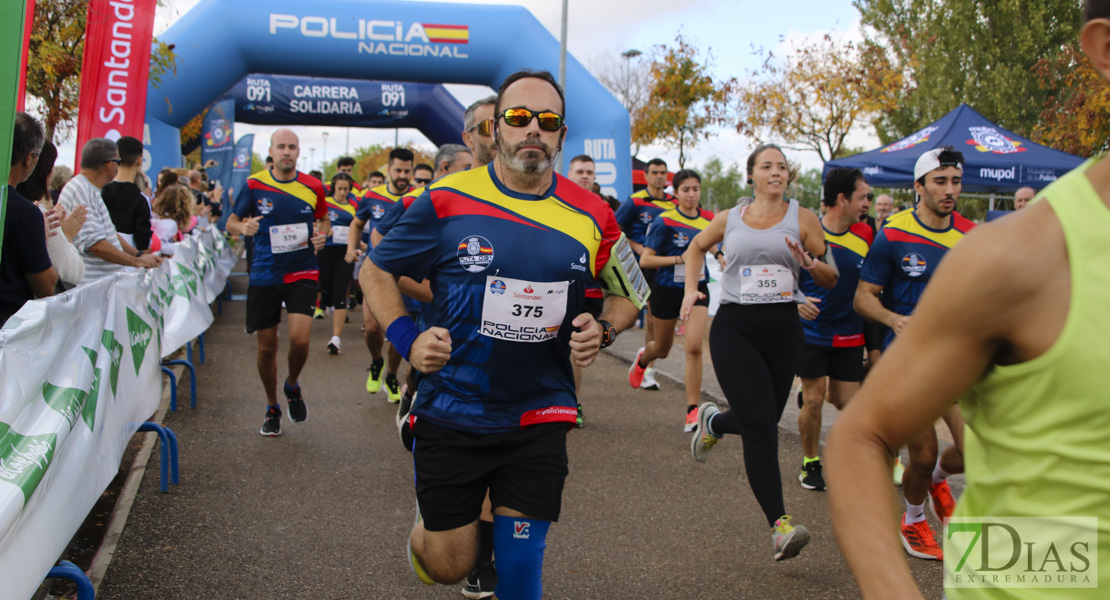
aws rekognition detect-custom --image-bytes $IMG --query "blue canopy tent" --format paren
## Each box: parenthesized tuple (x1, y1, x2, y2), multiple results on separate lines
(823, 104, 1084, 194)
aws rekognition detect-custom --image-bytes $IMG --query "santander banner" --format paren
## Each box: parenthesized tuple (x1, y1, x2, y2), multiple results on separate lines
(74, 0, 157, 164)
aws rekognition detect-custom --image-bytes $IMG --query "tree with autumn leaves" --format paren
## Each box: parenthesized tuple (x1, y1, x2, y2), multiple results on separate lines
(736, 35, 903, 162)
(632, 36, 735, 169)
(25, 0, 176, 142)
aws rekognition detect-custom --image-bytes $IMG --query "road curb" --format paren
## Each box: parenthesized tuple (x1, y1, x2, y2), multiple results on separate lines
(85, 361, 182, 593)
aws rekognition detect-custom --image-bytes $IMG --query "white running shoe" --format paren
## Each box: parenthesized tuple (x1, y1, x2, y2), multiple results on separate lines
(327, 335, 341, 355)
(640, 367, 661, 390)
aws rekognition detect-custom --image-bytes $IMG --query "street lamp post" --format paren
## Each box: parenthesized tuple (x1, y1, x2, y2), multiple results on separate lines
(310, 147, 316, 173)
(322, 131, 329, 173)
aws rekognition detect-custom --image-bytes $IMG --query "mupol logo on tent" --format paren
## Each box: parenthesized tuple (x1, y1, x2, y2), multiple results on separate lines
(979, 167, 1016, 181)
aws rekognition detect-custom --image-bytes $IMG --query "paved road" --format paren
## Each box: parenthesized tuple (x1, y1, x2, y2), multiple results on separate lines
(98, 276, 949, 599)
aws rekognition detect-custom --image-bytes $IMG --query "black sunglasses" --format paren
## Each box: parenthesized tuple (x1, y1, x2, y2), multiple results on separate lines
(466, 119, 493, 137)
(413, 177, 432, 185)
(497, 107, 564, 132)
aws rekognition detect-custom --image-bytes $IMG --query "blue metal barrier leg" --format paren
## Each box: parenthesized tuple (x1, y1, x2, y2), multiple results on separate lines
(186, 341, 193, 364)
(163, 360, 197, 408)
(197, 333, 206, 364)
(161, 367, 178, 412)
(46, 561, 94, 600)
(137, 422, 179, 493)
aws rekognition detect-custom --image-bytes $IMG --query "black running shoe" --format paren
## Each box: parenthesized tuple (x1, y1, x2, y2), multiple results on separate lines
(284, 381, 308, 423)
(260, 406, 282, 436)
(799, 459, 826, 491)
(797, 389, 804, 409)
(462, 561, 497, 599)
(398, 387, 415, 452)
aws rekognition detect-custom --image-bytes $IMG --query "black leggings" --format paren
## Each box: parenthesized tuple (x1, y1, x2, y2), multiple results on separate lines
(708, 302, 804, 527)
(317, 245, 354, 309)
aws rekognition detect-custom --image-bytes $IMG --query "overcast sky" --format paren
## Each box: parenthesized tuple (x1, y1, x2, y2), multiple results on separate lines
(49, 0, 877, 176)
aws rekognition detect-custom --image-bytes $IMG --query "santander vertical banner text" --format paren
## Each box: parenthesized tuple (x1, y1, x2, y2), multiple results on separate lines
(74, 0, 157, 164)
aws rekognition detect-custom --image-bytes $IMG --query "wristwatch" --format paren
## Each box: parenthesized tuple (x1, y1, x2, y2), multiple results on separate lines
(597, 319, 617, 349)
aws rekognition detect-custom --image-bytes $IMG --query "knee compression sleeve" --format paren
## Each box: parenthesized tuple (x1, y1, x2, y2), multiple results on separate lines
(492, 515, 550, 600)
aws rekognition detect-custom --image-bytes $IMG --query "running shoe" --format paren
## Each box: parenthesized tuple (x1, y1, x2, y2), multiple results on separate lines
(799, 459, 826, 491)
(772, 516, 811, 561)
(409, 503, 436, 585)
(313, 307, 325, 320)
(576, 403, 584, 428)
(628, 347, 647, 388)
(684, 405, 698, 433)
(366, 358, 384, 393)
(397, 385, 414, 451)
(327, 335, 341, 355)
(929, 479, 957, 522)
(259, 405, 282, 437)
(640, 367, 661, 391)
(691, 402, 721, 462)
(462, 560, 497, 599)
(284, 381, 308, 423)
(900, 514, 943, 560)
(892, 457, 905, 486)
(385, 373, 402, 403)
(797, 389, 803, 409)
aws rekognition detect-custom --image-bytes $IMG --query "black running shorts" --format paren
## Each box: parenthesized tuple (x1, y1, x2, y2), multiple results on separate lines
(649, 281, 709, 320)
(796, 343, 864, 382)
(412, 420, 568, 532)
(245, 279, 318, 333)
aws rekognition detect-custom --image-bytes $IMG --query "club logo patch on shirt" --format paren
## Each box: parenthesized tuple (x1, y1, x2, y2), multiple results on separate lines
(371, 205, 385, 219)
(457, 235, 494, 272)
(673, 231, 689, 247)
(258, 198, 274, 215)
(902, 253, 927, 277)
(639, 211, 654, 224)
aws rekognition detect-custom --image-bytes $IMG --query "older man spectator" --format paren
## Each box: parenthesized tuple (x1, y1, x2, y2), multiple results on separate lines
(1013, 186, 1035, 210)
(59, 138, 162, 285)
(187, 169, 222, 221)
(101, 136, 152, 251)
(1, 113, 57, 324)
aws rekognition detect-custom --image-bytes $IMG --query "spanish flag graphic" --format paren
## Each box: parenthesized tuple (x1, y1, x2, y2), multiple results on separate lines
(423, 24, 469, 44)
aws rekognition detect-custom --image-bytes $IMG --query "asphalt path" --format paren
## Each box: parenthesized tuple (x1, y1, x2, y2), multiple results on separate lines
(97, 277, 949, 599)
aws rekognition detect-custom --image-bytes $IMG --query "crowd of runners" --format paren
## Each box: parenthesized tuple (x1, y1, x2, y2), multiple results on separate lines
(216, 4, 1110, 596)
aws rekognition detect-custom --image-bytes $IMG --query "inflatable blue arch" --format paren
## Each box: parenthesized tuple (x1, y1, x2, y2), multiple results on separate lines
(144, 0, 632, 198)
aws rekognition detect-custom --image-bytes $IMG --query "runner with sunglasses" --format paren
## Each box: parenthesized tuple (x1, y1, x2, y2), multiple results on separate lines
(413, 164, 435, 188)
(366, 69, 642, 600)
(346, 148, 415, 402)
(462, 96, 497, 166)
(639, 169, 714, 433)
(682, 143, 836, 561)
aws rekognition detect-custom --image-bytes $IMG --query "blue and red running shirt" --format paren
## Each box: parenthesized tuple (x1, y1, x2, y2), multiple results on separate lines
(356, 183, 415, 247)
(324, 195, 357, 248)
(799, 222, 874, 347)
(369, 163, 622, 433)
(644, 206, 714, 288)
(860, 208, 975, 349)
(615, 189, 676, 247)
(233, 170, 327, 286)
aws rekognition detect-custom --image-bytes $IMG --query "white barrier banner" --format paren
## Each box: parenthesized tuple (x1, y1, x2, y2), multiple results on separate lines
(0, 229, 234, 599)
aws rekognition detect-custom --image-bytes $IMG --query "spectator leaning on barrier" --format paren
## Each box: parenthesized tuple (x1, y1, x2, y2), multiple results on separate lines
(1, 112, 57, 324)
(101, 136, 153, 252)
(59, 137, 162, 285)
(15, 138, 86, 288)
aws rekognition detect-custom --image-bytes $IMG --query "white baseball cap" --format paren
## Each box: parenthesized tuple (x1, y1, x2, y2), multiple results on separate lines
(914, 148, 963, 180)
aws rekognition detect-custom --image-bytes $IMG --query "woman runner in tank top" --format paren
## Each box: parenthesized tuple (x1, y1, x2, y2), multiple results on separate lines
(678, 144, 837, 561)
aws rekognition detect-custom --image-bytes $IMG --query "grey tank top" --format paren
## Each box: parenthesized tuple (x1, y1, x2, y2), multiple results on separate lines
(719, 198, 806, 305)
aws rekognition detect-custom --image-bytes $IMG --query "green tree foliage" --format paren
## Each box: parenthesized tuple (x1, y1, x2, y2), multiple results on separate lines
(698, 157, 749, 212)
(26, 0, 176, 142)
(250, 152, 266, 174)
(788, 167, 824, 211)
(1032, 41, 1110, 156)
(634, 35, 735, 169)
(854, 0, 1083, 142)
